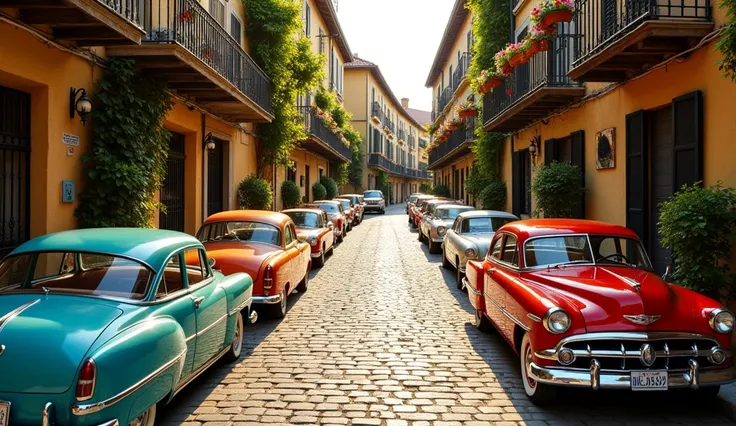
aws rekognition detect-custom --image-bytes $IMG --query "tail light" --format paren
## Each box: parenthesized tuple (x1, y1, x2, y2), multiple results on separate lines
(338, 219, 343, 229)
(76, 358, 97, 401)
(263, 264, 274, 291)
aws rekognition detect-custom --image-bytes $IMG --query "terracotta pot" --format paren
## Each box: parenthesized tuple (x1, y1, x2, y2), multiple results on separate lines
(459, 110, 478, 119)
(508, 53, 524, 68)
(541, 9, 573, 30)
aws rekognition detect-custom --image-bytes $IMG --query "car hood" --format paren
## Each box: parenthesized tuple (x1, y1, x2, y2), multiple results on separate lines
(524, 266, 698, 333)
(203, 242, 279, 285)
(459, 234, 493, 258)
(295, 228, 322, 239)
(364, 197, 383, 202)
(431, 219, 454, 228)
(0, 294, 123, 394)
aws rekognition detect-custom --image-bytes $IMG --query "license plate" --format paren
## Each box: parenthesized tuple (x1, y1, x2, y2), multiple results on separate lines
(631, 370, 668, 391)
(0, 401, 9, 426)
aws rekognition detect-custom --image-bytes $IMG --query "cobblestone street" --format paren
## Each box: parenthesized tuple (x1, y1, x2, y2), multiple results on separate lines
(160, 205, 735, 426)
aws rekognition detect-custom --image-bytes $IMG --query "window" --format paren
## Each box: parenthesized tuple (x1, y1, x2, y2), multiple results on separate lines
(285, 211, 321, 228)
(184, 249, 208, 286)
(0, 255, 31, 291)
(197, 221, 281, 246)
(158, 254, 184, 299)
(524, 236, 592, 268)
(210, 0, 226, 28)
(461, 217, 513, 234)
(489, 237, 503, 259)
(591, 236, 652, 269)
(501, 235, 519, 265)
(318, 28, 324, 54)
(33, 252, 75, 280)
(285, 224, 295, 245)
(287, 166, 297, 182)
(304, 3, 311, 36)
(230, 13, 242, 46)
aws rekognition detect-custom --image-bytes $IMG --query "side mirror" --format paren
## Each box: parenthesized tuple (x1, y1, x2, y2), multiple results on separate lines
(297, 236, 307, 244)
(328, 222, 334, 229)
(662, 264, 671, 281)
(208, 257, 216, 268)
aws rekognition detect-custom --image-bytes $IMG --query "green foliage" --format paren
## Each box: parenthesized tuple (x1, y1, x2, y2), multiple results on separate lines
(314, 87, 334, 110)
(75, 58, 172, 228)
(347, 129, 365, 188)
(466, 164, 493, 199)
(312, 182, 327, 200)
(433, 184, 451, 198)
(531, 162, 585, 218)
(715, 0, 736, 81)
(332, 162, 350, 186)
(420, 183, 432, 193)
(480, 181, 507, 210)
(320, 176, 338, 199)
(243, 0, 324, 175)
(377, 172, 390, 199)
(238, 175, 273, 210)
(659, 183, 736, 299)
(280, 180, 301, 209)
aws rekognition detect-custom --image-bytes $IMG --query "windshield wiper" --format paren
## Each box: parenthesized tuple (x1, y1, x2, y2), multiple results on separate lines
(551, 260, 592, 269)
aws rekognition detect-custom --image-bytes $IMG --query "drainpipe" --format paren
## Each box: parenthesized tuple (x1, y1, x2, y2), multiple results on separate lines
(509, 0, 515, 43)
(201, 113, 206, 220)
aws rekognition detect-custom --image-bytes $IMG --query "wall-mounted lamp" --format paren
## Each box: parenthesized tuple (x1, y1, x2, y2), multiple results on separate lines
(70, 88, 92, 126)
(529, 135, 540, 164)
(204, 133, 216, 152)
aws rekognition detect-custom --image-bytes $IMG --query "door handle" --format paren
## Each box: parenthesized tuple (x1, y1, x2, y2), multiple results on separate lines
(487, 268, 495, 276)
(192, 296, 205, 309)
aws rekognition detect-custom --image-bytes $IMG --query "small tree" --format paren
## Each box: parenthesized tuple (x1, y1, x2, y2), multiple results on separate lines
(281, 180, 301, 209)
(480, 181, 507, 210)
(238, 175, 273, 210)
(466, 164, 493, 200)
(420, 183, 432, 193)
(433, 184, 451, 198)
(321, 176, 338, 199)
(531, 162, 585, 218)
(312, 182, 327, 200)
(659, 183, 736, 299)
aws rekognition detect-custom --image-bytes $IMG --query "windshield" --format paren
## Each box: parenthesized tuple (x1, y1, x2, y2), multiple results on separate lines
(524, 235, 652, 269)
(364, 191, 382, 198)
(435, 207, 472, 220)
(461, 217, 513, 233)
(409, 195, 419, 203)
(336, 200, 351, 209)
(197, 221, 281, 246)
(313, 202, 339, 214)
(0, 252, 153, 300)
(285, 212, 321, 228)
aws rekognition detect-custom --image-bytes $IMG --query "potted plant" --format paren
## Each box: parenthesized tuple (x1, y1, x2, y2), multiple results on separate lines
(495, 45, 517, 75)
(456, 101, 479, 118)
(507, 42, 527, 67)
(475, 69, 505, 95)
(531, 0, 574, 32)
(524, 27, 552, 59)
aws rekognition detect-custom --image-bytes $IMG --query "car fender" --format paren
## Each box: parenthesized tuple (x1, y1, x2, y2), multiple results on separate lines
(464, 260, 485, 312)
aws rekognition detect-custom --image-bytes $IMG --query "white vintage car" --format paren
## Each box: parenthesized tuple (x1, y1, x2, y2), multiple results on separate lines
(419, 204, 475, 254)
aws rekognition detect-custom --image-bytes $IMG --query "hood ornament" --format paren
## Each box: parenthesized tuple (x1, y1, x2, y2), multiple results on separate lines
(624, 314, 661, 326)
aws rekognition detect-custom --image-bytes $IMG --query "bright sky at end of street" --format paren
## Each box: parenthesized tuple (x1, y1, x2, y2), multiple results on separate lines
(336, 0, 456, 113)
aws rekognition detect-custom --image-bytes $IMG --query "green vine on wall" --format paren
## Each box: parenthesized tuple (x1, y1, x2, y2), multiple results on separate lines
(314, 87, 364, 186)
(716, 0, 736, 80)
(243, 0, 324, 176)
(75, 58, 173, 228)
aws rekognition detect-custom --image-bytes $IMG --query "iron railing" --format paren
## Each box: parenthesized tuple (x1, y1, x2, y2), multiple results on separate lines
(428, 117, 475, 167)
(367, 153, 431, 179)
(382, 114, 395, 133)
(437, 86, 454, 116)
(99, 0, 141, 24)
(397, 128, 407, 142)
(452, 52, 470, 89)
(483, 24, 581, 126)
(408, 134, 417, 149)
(419, 138, 428, 149)
(298, 106, 352, 160)
(419, 162, 428, 171)
(141, 0, 272, 113)
(371, 101, 385, 123)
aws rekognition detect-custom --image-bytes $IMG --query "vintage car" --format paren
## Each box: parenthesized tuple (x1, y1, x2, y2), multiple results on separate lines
(338, 194, 364, 224)
(414, 198, 453, 232)
(409, 195, 436, 227)
(419, 204, 475, 253)
(406, 193, 424, 214)
(308, 201, 348, 243)
(282, 208, 335, 267)
(443, 210, 519, 288)
(463, 219, 736, 404)
(197, 210, 311, 318)
(0, 228, 256, 426)
(363, 189, 386, 214)
(333, 198, 356, 231)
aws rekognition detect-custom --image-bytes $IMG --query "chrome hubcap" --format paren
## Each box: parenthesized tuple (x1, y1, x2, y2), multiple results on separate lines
(233, 316, 242, 354)
(129, 409, 149, 426)
(524, 344, 536, 389)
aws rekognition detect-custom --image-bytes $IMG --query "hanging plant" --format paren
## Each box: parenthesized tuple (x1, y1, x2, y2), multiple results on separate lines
(524, 26, 553, 59)
(531, 0, 574, 32)
(425, 122, 438, 135)
(448, 117, 465, 131)
(456, 101, 479, 118)
(474, 69, 505, 95)
(495, 44, 517, 75)
(178, 8, 193, 22)
(506, 42, 527, 67)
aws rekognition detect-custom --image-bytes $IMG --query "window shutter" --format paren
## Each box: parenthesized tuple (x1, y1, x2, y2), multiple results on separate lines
(512, 150, 522, 216)
(625, 110, 648, 242)
(544, 139, 556, 165)
(570, 130, 585, 219)
(672, 90, 703, 191)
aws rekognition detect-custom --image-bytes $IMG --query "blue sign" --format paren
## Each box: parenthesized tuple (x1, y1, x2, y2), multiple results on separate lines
(62, 180, 75, 203)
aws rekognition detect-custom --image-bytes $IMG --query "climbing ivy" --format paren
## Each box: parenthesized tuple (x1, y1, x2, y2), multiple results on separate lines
(716, 0, 736, 80)
(244, 0, 324, 176)
(76, 58, 173, 228)
(346, 128, 365, 188)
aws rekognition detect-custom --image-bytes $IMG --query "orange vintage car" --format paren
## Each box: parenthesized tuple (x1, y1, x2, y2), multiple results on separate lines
(195, 210, 311, 318)
(282, 207, 335, 268)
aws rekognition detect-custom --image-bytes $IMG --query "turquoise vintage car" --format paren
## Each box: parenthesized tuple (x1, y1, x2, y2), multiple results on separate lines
(0, 228, 256, 426)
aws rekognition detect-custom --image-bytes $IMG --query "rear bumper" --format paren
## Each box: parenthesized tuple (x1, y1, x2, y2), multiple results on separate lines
(364, 205, 384, 211)
(253, 294, 283, 305)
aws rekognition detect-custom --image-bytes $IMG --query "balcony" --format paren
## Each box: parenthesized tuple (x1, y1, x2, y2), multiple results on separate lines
(407, 134, 417, 150)
(483, 27, 585, 132)
(371, 101, 385, 125)
(3, 0, 145, 45)
(298, 106, 351, 163)
(428, 118, 475, 169)
(108, 0, 272, 123)
(435, 86, 454, 119)
(452, 52, 471, 93)
(569, 0, 713, 82)
(397, 128, 407, 142)
(367, 153, 432, 180)
(419, 138, 428, 149)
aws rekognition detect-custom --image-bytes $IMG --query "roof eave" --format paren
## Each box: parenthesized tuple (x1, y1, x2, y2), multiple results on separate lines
(424, 0, 469, 87)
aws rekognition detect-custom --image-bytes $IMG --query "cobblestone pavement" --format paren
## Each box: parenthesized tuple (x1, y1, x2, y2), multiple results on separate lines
(160, 205, 735, 425)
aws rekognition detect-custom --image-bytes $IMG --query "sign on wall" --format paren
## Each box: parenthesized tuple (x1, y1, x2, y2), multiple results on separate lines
(596, 128, 615, 170)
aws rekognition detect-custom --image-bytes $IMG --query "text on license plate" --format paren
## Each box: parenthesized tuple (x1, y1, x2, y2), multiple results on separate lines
(631, 371, 668, 391)
(0, 401, 9, 426)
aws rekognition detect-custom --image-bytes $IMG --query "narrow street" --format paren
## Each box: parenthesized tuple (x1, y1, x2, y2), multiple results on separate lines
(160, 205, 734, 426)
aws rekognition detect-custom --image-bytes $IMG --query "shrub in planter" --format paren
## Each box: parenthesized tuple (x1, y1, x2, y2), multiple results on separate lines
(312, 182, 327, 200)
(480, 181, 507, 211)
(320, 176, 339, 199)
(466, 165, 493, 199)
(659, 183, 736, 300)
(433, 184, 451, 198)
(238, 175, 273, 210)
(281, 180, 301, 209)
(531, 162, 584, 218)
(420, 183, 432, 193)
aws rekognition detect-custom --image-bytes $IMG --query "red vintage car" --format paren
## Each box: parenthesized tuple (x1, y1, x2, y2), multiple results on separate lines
(196, 210, 311, 318)
(464, 219, 735, 404)
(282, 208, 335, 267)
(306, 201, 347, 243)
(409, 195, 435, 228)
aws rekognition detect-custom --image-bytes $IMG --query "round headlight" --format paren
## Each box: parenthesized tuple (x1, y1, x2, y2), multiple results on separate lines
(465, 248, 477, 258)
(709, 309, 734, 334)
(437, 226, 447, 236)
(543, 307, 571, 334)
(308, 236, 318, 246)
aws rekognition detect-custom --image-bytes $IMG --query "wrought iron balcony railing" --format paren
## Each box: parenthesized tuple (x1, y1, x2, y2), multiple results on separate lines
(367, 153, 431, 179)
(298, 106, 352, 161)
(428, 118, 475, 167)
(452, 52, 470, 90)
(371, 101, 385, 123)
(419, 138, 428, 149)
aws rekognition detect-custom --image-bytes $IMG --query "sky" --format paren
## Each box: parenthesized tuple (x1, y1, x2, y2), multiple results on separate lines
(336, 0, 456, 113)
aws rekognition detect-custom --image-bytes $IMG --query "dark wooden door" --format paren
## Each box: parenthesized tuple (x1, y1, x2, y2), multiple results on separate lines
(207, 140, 224, 216)
(160, 132, 185, 232)
(649, 106, 673, 275)
(305, 165, 311, 202)
(0, 85, 30, 256)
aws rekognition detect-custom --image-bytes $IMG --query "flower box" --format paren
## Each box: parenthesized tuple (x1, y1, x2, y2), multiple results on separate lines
(531, 0, 574, 32)
(541, 9, 573, 29)
(456, 101, 479, 118)
(371, 116, 381, 125)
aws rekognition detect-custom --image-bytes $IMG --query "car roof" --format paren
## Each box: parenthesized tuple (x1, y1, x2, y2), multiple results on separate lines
(339, 194, 361, 197)
(10, 228, 201, 272)
(203, 210, 292, 229)
(283, 208, 323, 215)
(458, 210, 519, 219)
(436, 204, 474, 210)
(498, 219, 639, 241)
(314, 200, 341, 205)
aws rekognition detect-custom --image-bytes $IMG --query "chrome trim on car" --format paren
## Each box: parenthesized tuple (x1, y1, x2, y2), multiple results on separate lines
(72, 349, 187, 416)
(196, 314, 227, 337)
(227, 297, 252, 317)
(484, 291, 530, 331)
(527, 313, 542, 322)
(42, 402, 54, 426)
(249, 310, 258, 325)
(0, 299, 40, 332)
(310, 252, 323, 259)
(174, 345, 231, 396)
(464, 278, 480, 295)
(253, 293, 283, 305)
(709, 308, 734, 333)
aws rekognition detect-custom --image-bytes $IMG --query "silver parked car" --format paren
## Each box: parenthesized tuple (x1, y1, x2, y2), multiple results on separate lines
(419, 204, 475, 254)
(442, 210, 519, 288)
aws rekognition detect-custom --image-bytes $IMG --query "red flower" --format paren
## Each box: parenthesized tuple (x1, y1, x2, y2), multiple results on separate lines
(506, 89, 513, 95)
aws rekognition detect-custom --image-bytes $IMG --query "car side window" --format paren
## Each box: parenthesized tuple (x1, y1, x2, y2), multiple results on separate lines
(183, 249, 210, 286)
(489, 237, 503, 260)
(501, 235, 519, 266)
(285, 224, 294, 245)
(453, 218, 462, 233)
(157, 253, 185, 299)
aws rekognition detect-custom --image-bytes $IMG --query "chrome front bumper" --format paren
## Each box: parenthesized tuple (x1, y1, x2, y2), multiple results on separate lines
(310, 251, 322, 258)
(248, 310, 258, 325)
(253, 294, 283, 305)
(43, 402, 120, 426)
(529, 362, 736, 390)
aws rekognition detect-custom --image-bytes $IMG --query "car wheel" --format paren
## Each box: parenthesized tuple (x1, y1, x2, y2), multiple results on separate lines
(337, 231, 344, 243)
(429, 239, 440, 254)
(315, 247, 325, 267)
(128, 404, 156, 426)
(270, 289, 288, 318)
(296, 269, 309, 293)
(417, 229, 424, 242)
(474, 307, 493, 333)
(381, 209, 385, 214)
(442, 247, 452, 269)
(520, 332, 556, 405)
(456, 263, 465, 291)
(224, 310, 244, 362)
(328, 243, 335, 255)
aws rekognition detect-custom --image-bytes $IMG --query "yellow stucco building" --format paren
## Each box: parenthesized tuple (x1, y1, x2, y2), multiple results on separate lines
(343, 57, 432, 203)
(0, 0, 272, 254)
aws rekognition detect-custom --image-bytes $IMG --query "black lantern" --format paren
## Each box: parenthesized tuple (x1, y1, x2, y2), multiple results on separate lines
(70, 88, 92, 126)
(204, 133, 216, 152)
